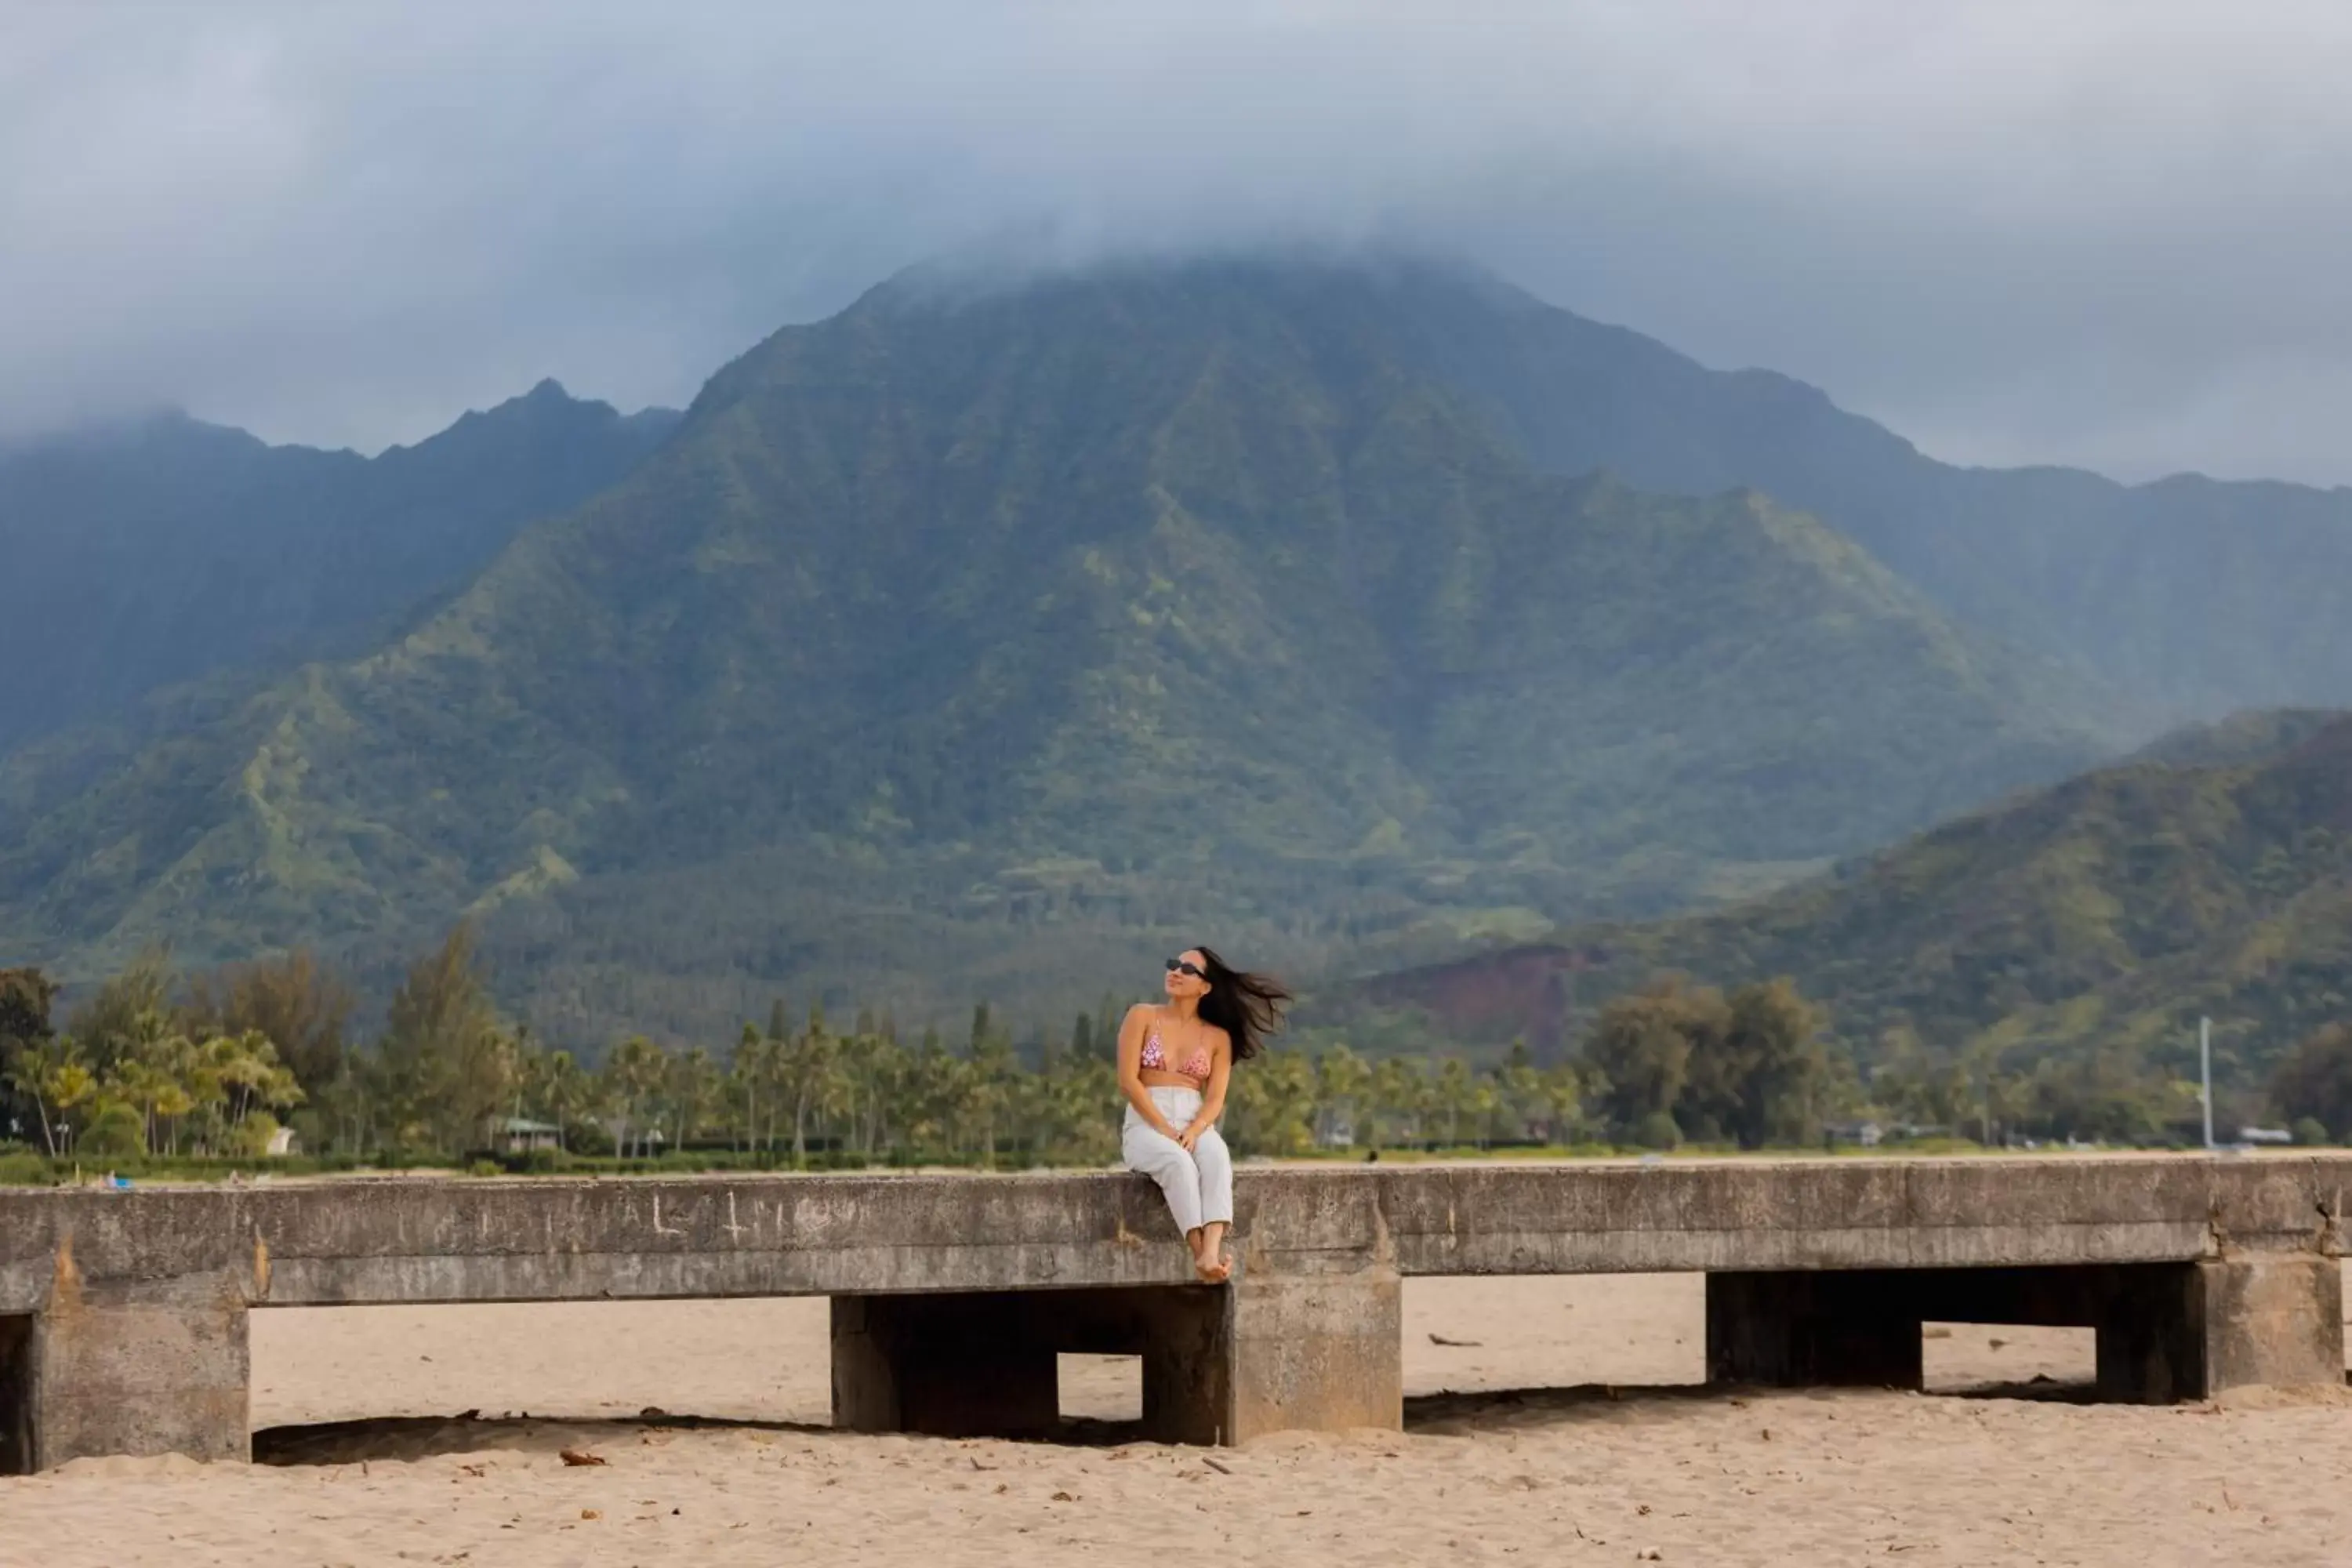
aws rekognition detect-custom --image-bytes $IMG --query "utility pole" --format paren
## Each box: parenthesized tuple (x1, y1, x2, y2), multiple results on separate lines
(2200, 1015, 2215, 1151)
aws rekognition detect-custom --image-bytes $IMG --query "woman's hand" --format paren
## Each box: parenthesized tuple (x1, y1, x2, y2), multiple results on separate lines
(1176, 1123, 1201, 1152)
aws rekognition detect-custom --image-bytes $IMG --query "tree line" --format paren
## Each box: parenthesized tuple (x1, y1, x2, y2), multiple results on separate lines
(2267, 1022, 2352, 1148)
(0, 930, 1593, 1167)
(5, 927, 2340, 1172)
(0, 958, 308, 1160)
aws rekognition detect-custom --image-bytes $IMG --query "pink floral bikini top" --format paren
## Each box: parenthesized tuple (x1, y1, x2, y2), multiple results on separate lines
(1139, 1022, 1212, 1083)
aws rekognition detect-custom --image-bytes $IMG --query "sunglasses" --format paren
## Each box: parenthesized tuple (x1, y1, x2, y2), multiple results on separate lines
(1164, 957, 1207, 979)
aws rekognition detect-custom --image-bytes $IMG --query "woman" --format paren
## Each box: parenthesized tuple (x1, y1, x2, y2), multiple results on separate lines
(1117, 946, 1291, 1283)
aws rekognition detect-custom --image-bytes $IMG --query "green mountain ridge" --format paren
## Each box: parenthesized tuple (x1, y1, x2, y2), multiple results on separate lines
(1356, 710, 2352, 1091)
(1301, 253, 2352, 725)
(0, 257, 2111, 1040)
(0, 380, 681, 753)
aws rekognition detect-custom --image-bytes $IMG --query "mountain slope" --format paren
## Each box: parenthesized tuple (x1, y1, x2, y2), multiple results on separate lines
(1359, 710, 2352, 1087)
(0, 381, 679, 752)
(1298, 256, 2352, 726)
(0, 258, 2107, 1037)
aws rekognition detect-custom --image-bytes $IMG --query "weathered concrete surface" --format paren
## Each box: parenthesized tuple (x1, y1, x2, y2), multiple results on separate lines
(829, 1269, 1398, 1446)
(1226, 1262, 1403, 1441)
(26, 1255, 249, 1469)
(0, 1313, 32, 1473)
(830, 1285, 1238, 1443)
(830, 1292, 1063, 1439)
(2196, 1254, 2344, 1394)
(1706, 1270, 1926, 1389)
(1, 1156, 2345, 1466)
(1706, 1257, 2348, 1403)
(3, 1156, 2345, 1312)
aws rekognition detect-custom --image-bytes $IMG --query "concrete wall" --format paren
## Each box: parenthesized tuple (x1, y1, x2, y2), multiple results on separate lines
(2, 1155, 2344, 1468)
(2, 1156, 2344, 1312)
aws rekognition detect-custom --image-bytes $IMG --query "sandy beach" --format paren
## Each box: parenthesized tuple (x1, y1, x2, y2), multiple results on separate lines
(6, 1269, 2350, 1566)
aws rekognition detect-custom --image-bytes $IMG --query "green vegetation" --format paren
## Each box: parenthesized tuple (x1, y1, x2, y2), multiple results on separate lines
(1582, 975, 1823, 1149)
(0, 381, 677, 753)
(0, 956, 302, 1160)
(1377, 256, 2352, 725)
(10, 254, 2349, 1058)
(2272, 1023, 2352, 1142)
(0, 260, 2114, 1040)
(1349, 711, 2352, 1124)
(8, 927, 2291, 1191)
(1, 938, 1585, 1171)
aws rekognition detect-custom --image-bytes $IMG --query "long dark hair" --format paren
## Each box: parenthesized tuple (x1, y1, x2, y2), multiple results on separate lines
(1192, 946, 1290, 1062)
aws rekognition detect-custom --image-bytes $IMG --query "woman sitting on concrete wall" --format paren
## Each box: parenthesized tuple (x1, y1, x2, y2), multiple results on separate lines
(1116, 946, 1290, 1283)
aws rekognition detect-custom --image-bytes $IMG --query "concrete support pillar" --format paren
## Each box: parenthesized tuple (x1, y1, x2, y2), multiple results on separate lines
(830, 1265, 1402, 1446)
(2096, 1256, 2343, 1403)
(1706, 1270, 1923, 1389)
(1, 1315, 31, 1475)
(1707, 1258, 2343, 1405)
(28, 1274, 249, 1468)
(1078, 1283, 1232, 1446)
(1225, 1263, 1402, 1442)
(2197, 1255, 2345, 1394)
(829, 1293, 1061, 1440)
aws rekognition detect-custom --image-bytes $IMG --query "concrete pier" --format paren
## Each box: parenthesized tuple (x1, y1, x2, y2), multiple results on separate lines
(0, 1155, 2345, 1468)
(24, 1262, 250, 1468)
(1705, 1256, 2346, 1402)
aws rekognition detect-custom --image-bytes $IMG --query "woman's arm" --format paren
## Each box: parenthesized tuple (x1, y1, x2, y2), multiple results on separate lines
(1185, 1028, 1235, 1145)
(1116, 1004, 1184, 1138)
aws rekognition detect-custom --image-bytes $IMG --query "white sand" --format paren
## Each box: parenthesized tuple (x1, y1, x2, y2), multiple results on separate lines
(5, 1270, 2348, 1565)
(237, 1272, 2095, 1429)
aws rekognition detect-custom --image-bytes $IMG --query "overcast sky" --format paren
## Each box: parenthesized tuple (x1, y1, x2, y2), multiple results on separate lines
(5, 2, 2350, 485)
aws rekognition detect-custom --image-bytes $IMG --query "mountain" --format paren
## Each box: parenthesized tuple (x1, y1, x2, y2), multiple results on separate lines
(0, 380, 680, 753)
(0, 256, 2111, 1040)
(1290, 257, 2352, 727)
(2121, 708, 2344, 771)
(1356, 710, 2352, 1090)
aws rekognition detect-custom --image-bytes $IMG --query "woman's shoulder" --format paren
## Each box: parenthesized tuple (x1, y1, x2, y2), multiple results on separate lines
(1123, 1001, 1163, 1027)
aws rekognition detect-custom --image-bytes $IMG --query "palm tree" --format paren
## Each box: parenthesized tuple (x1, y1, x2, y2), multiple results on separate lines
(780, 1020, 847, 1167)
(533, 1048, 593, 1151)
(602, 1036, 669, 1158)
(103, 1008, 191, 1154)
(1497, 1042, 1544, 1144)
(1370, 1056, 1428, 1150)
(45, 1044, 97, 1154)
(206, 1029, 304, 1124)
(1315, 1044, 1371, 1148)
(730, 1029, 792, 1156)
(666, 1046, 721, 1152)
(1232, 1050, 1316, 1157)
(1538, 1062, 1584, 1145)
(728, 1024, 761, 1155)
(961, 1024, 1018, 1167)
(3, 1035, 89, 1156)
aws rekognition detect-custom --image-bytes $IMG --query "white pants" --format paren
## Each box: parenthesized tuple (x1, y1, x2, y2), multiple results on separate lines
(1123, 1085, 1233, 1236)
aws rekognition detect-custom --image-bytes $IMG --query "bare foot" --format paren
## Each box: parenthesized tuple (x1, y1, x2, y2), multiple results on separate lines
(1196, 1247, 1232, 1283)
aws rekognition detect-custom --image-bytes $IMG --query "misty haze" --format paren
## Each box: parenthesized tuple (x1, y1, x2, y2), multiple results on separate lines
(4, 5, 2352, 1564)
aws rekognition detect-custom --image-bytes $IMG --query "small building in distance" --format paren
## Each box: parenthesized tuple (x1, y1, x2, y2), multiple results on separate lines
(1823, 1120, 1883, 1148)
(488, 1116, 563, 1156)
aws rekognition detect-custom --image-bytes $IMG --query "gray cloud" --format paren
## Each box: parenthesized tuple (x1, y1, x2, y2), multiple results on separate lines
(4, 1, 2350, 483)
